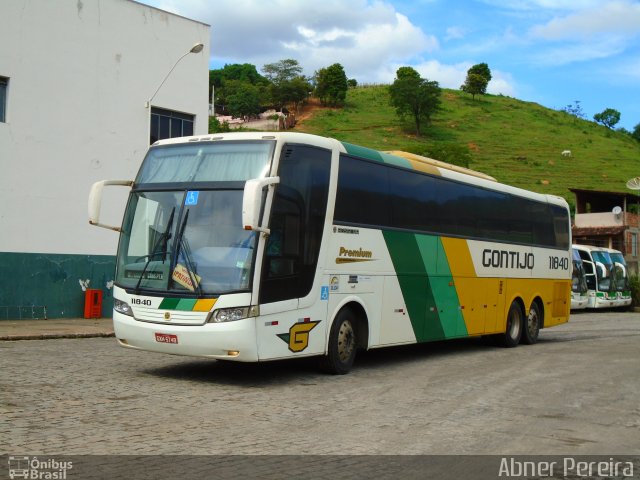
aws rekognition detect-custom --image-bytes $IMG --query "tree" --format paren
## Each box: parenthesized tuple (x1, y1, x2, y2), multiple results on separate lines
(460, 73, 488, 99)
(468, 63, 492, 82)
(632, 122, 640, 142)
(315, 63, 348, 107)
(347, 78, 358, 88)
(461, 63, 491, 99)
(388, 66, 441, 136)
(262, 59, 309, 110)
(262, 59, 302, 84)
(561, 100, 586, 120)
(209, 64, 269, 114)
(226, 83, 261, 118)
(593, 108, 621, 129)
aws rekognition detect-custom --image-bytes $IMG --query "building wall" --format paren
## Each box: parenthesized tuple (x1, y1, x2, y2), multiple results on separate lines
(0, 0, 209, 318)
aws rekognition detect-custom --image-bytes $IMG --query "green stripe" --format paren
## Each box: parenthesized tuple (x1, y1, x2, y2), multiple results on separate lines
(176, 298, 197, 311)
(341, 142, 384, 161)
(383, 230, 442, 341)
(341, 142, 413, 169)
(383, 231, 466, 342)
(159, 298, 180, 310)
(415, 236, 467, 337)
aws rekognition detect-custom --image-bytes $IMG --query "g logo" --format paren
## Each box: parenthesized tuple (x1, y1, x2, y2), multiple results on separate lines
(277, 320, 320, 352)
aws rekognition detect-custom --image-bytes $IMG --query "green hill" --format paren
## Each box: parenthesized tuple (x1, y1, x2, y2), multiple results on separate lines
(296, 86, 640, 208)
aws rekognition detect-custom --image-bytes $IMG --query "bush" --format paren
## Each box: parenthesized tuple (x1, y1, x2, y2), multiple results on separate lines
(629, 275, 640, 307)
(209, 116, 231, 133)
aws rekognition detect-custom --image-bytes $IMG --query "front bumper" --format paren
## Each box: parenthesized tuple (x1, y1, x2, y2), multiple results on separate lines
(113, 311, 259, 361)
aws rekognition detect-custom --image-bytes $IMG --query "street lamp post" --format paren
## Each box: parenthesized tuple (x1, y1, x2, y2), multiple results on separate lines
(146, 42, 204, 144)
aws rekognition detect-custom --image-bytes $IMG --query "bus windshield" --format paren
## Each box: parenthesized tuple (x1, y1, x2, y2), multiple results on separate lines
(591, 250, 614, 292)
(571, 249, 588, 294)
(115, 140, 275, 295)
(609, 251, 629, 292)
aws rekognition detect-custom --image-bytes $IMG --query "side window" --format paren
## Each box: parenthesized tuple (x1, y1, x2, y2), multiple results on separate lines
(335, 155, 390, 226)
(0, 77, 8, 123)
(260, 144, 331, 304)
(150, 107, 195, 145)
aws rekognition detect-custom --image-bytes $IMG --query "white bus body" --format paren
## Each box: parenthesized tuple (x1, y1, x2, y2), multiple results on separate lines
(89, 132, 572, 373)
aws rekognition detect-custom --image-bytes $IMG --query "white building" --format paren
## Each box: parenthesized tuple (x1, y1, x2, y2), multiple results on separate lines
(0, 0, 210, 318)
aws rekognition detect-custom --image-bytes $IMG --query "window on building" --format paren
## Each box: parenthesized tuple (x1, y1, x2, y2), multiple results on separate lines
(0, 77, 8, 123)
(149, 107, 195, 144)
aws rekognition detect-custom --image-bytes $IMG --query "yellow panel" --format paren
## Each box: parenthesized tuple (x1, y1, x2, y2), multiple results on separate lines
(193, 298, 217, 312)
(385, 150, 497, 181)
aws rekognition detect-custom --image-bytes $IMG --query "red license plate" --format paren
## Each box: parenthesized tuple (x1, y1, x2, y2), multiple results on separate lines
(155, 333, 178, 344)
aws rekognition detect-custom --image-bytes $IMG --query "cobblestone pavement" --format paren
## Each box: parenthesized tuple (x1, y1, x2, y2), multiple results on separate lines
(1, 312, 639, 456)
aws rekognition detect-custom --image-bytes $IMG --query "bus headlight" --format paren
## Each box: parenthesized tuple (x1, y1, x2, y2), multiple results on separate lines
(208, 306, 259, 323)
(114, 299, 133, 317)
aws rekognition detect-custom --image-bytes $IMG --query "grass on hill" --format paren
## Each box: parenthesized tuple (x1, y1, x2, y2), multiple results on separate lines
(295, 86, 640, 207)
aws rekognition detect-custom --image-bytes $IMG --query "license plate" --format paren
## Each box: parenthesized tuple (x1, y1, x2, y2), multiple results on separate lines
(155, 332, 178, 344)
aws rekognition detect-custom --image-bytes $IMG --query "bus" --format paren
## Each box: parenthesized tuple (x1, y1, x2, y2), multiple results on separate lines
(88, 132, 572, 374)
(570, 247, 588, 310)
(572, 244, 617, 309)
(605, 247, 632, 308)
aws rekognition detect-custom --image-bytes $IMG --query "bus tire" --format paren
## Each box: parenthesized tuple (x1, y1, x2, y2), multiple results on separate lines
(521, 302, 541, 345)
(498, 301, 523, 348)
(320, 308, 358, 375)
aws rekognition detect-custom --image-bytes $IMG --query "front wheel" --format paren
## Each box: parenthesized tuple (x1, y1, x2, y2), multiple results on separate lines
(497, 301, 523, 348)
(320, 309, 358, 375)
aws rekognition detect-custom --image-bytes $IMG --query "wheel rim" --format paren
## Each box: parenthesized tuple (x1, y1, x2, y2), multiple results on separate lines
(508, 308, 521, 340)
(337, 320, 355, 363)
(527, 307, 539, 338)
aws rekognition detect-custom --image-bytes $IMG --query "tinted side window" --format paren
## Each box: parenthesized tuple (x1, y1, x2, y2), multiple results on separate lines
(260, 144, 331, 304)
(335, 154, 566, 249)
(335, 155, 390, 226)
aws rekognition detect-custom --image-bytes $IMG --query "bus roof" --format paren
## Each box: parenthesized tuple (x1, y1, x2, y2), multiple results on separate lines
(385, 150, 497, 182)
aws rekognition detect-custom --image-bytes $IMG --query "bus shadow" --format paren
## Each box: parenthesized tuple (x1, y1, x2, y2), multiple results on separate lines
(141, 337, 494, 387)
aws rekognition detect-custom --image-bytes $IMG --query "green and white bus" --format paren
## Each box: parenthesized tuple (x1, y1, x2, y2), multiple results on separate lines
(605, 247, 632, 308)
(89, 132, 572, 374)
(572, 244, 618, 309)
(570, 247, 589, 310)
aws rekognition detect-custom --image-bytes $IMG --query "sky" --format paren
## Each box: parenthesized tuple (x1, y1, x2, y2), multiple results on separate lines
(140, 0, 640, 130)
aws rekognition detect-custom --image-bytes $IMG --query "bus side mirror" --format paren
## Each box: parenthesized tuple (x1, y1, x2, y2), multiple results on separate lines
(88, 180, 134, 232)
(242, 176, 279, 234)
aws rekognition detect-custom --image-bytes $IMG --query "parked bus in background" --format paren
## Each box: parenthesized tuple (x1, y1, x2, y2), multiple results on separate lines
(572, 244, 616, 309)
(570, 247, 588, 310)
(89, 132, 572, 374)
(605, 248, 632, 309)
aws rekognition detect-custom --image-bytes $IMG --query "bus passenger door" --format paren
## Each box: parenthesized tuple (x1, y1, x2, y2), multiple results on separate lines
(256, 144, 331, 360)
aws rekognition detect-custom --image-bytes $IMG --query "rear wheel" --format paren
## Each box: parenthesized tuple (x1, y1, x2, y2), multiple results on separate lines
(497, 301, 523, 348)
(521, 302, 541, 345)
(320, 308, 358, 375)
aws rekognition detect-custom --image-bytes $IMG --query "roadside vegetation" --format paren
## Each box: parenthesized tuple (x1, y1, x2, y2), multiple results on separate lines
(207, 59, 640, 207)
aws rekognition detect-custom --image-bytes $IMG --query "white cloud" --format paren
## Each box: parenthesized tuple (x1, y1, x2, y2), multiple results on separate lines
(153, 0, 436, 82)
(530, 37, 627, 66)
(530, 0, 640, 40)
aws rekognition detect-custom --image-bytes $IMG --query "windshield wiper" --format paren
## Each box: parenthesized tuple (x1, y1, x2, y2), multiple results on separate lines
(171, 210, 204, 296)
(135, 207, 175, 292)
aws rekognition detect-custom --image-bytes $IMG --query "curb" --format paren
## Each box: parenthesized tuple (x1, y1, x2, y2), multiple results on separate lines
(0, 332, 115, 341)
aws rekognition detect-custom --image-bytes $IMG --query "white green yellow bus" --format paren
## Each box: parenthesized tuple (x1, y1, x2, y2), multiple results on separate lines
(89, 132, 572, 374)
(572, 244, 618, 309)
(570, 247, 589, 310)
(605, 247, 632, 308)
